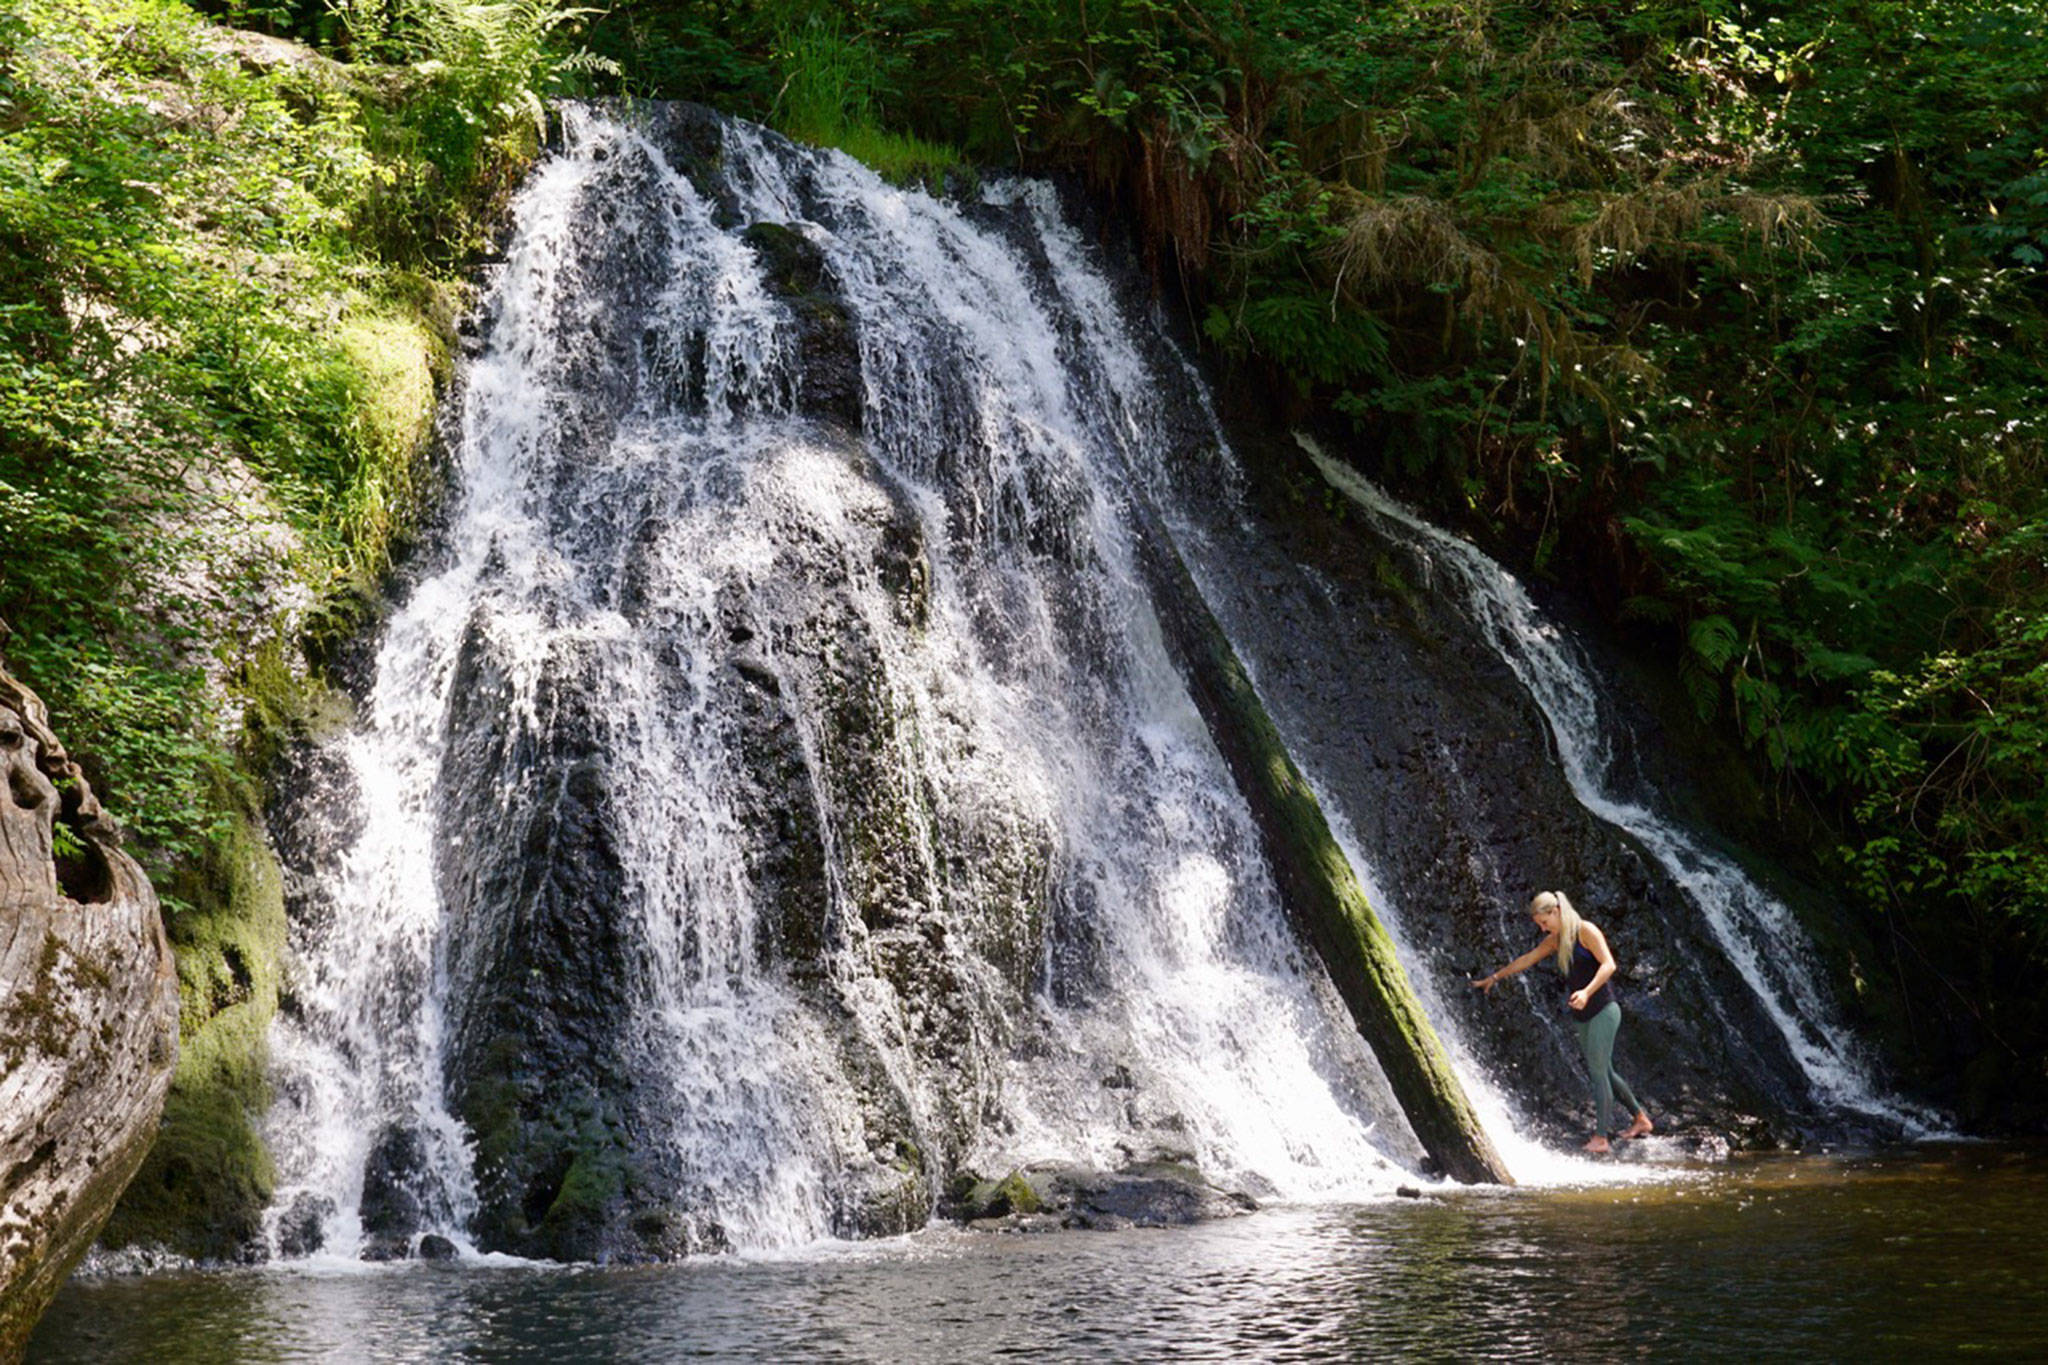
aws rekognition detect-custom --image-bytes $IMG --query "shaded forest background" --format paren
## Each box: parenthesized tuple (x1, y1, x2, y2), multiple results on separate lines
(3, 0, 2043, 1131)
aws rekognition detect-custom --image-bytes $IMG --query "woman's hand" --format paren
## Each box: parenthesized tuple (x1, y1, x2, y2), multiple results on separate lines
(1472, 972, 1498, 993)
(1567, 987, 1589, 1012)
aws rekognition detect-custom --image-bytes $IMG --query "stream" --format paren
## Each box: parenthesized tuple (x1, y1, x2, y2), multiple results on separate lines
(35, 1146, 2047, 1361)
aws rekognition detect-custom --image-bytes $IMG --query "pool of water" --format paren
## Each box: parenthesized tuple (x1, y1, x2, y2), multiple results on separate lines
(32, 1145, 2048, 1362)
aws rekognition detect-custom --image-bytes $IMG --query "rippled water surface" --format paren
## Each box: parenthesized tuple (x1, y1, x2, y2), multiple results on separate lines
(34, 1146, 2048, 1362)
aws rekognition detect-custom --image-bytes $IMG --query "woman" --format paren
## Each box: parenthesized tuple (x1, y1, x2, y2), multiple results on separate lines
(1473, 890, 1653, 1153)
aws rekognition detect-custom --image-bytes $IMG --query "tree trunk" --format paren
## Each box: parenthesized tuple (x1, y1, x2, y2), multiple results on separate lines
(1125, 497, 1514, 1185)
(0, 663, 180, 1363)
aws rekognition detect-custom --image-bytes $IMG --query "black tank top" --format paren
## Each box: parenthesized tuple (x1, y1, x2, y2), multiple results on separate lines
(1563, 940, 1614, 1022)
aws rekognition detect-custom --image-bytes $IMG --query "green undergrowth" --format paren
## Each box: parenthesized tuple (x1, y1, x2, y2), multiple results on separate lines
(770, 15, 959, 185)
(0, 0, 513, 902)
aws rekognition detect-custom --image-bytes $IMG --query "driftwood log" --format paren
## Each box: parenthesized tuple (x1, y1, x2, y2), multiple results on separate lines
(0, 663, 179, 1363)
(1126, 496, 1513, 1185)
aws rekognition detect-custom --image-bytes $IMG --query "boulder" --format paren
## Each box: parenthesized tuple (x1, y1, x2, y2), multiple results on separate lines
(0, 664, 180, 1362)
(357, 1124, 429, 1244)
(948, 1159, 1257, 1231)
(272, 1191, 333, 1259)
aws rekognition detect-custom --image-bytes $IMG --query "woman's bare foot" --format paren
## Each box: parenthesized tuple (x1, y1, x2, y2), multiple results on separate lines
(1619, 1112, 1653, 1140)
(1582, 1135, 1611, 1154)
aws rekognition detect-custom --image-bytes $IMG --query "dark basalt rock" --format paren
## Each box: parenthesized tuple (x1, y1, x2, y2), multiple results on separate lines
(358, 1234, 410, 1263)
(1047, 1161, 1259, 1229)
(273, 1191, 333, 1259)
(830, 1149, 931, 1240)
(949, 1160, 1257, 1232)
(267, 737, 364, 947)
(1175, 404, 1832, 1149)
(263, 101, 1878, 1277)
(434, 614, 657, 1262)
(1035, 209, 1859, 1148)
(0, 664, 180, 1360)
(622, 101, 736, 224)
(740, 222, 863, 431)
(1128, 477, 1510, 1184)
(358, 1124, 429, 1242)
(428, 431, 999, 1261)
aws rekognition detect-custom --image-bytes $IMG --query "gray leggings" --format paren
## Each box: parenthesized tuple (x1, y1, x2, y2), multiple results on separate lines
(1572, 1000, 1643, 1137)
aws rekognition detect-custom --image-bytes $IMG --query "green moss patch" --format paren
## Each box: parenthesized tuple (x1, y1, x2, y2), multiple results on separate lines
(101, 807, 287, 1259)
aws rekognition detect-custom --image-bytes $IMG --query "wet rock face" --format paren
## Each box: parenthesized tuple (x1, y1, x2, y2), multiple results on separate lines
(273, 1191, 333, 1259)
(1174, 413, 1820, 1146)
(434, 618, 655, 1262)
(738, 221, 863, 432)
(271, 104, 1872, 1273)
(0, 667, 180, 1359)
(426, 431, 1033, 1260)
(358, 1124, 432, 1251)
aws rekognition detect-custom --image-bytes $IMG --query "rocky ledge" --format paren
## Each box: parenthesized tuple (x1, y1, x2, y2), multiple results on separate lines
(0, 664, 179, 1363)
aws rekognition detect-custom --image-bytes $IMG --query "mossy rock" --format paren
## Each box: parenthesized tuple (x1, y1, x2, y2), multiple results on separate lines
(101, 807, 286, 1259)
(486, 1114, 634, 1261)
(533, 1136, 630, 1257)
(734, 221, 863, 429)
(457, 1047, 651, 1262)
(949, 1169, 1042, 1220)
(992, 1171, 1042, 1217)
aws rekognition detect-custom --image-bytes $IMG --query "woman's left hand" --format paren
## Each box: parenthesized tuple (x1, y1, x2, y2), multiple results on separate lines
(1567, 988, 1589, 1012)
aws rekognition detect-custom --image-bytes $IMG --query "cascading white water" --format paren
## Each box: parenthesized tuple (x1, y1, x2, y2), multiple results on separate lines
(262, 108, 1428, 1261)
(992, 203, 1650, 1183)
(1299, 436, 1942, 1136)
(259, 130, 638, 1259)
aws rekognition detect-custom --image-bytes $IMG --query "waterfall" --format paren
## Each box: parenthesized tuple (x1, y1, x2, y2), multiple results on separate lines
(260, 107, 1422, 1262)
(1299, 436, 1940, 1137)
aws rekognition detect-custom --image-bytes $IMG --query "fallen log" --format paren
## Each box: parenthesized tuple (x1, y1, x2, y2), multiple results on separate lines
(1125, 497, 1513, 1185)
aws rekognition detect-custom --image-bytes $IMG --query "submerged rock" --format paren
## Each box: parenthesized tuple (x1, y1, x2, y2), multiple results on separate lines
(1039, 1162, 1259, 1230)
(945, 1170, 1042, 1222)
(0, 665, 180, 1360)
(358, 1235, 410, 1263)
(949, 1160, 1256, 1232)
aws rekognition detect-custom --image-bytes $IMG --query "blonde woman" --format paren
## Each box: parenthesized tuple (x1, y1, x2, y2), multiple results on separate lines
(1473, 890, 1653, 1153)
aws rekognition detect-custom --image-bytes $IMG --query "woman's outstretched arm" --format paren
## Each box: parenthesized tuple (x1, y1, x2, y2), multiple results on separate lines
(1473, 932, 1559, 992)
